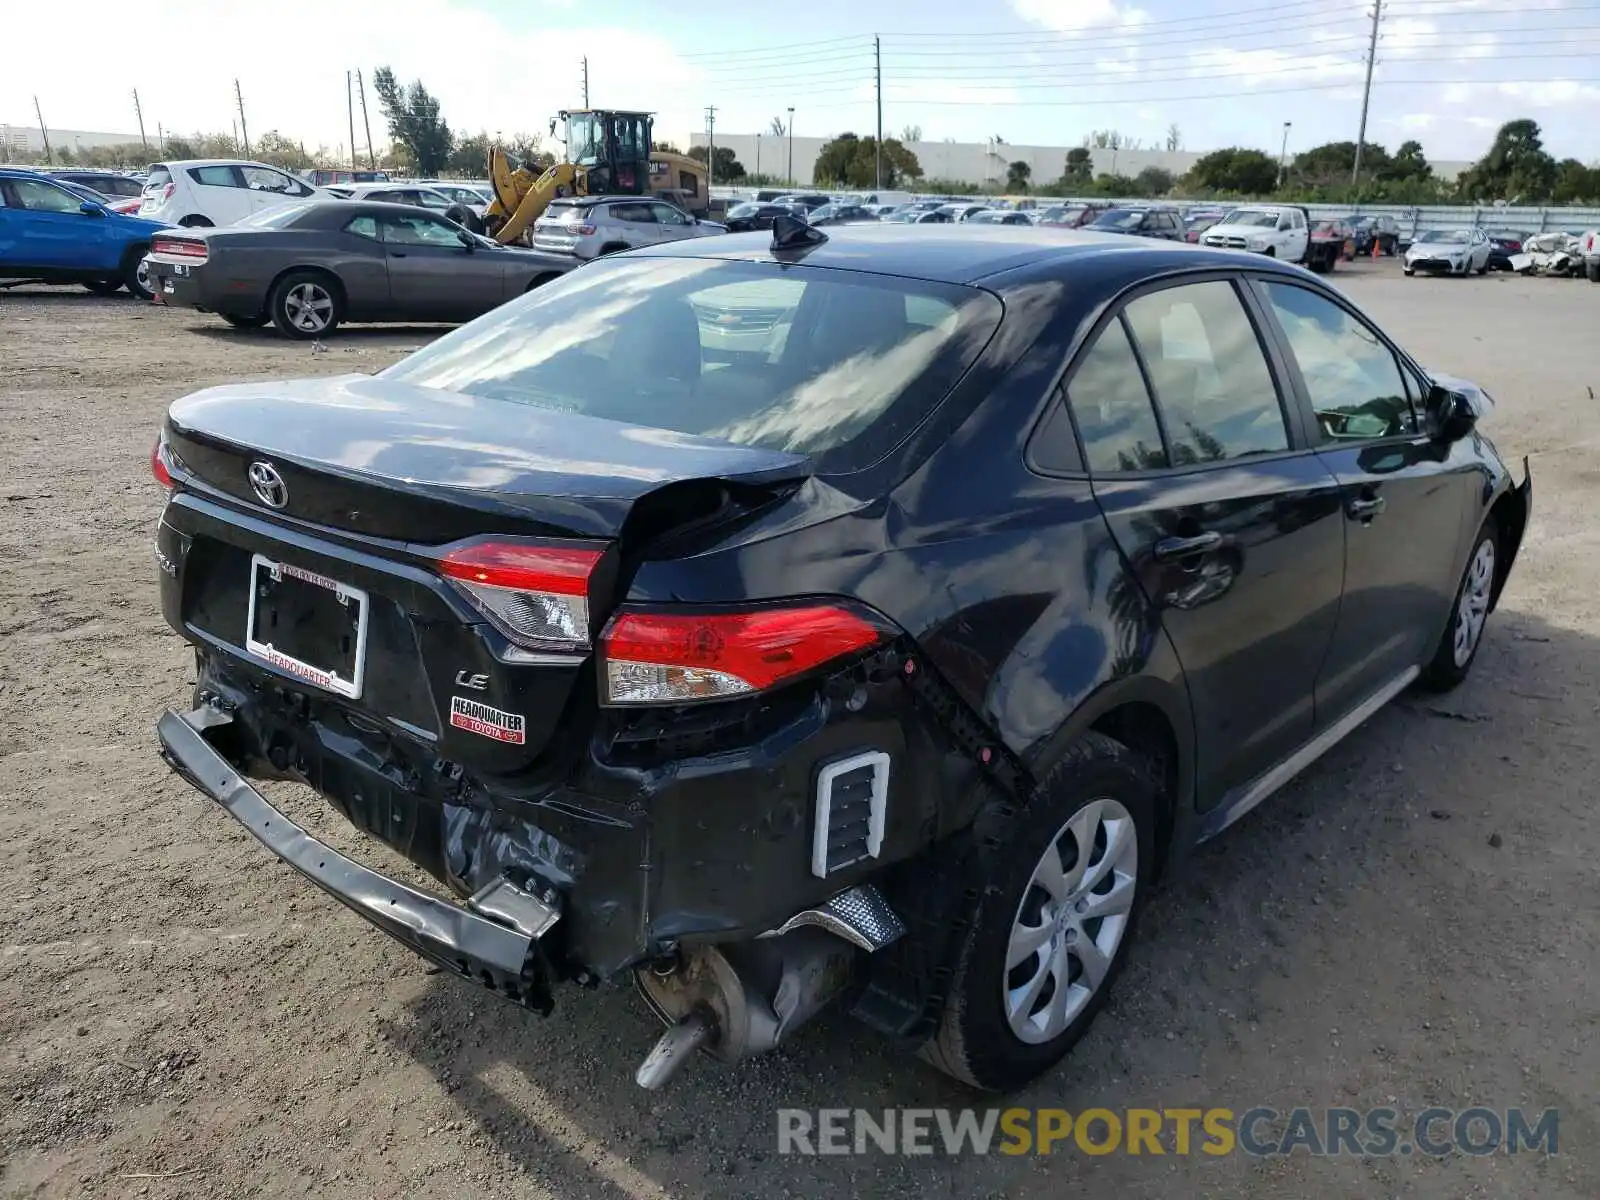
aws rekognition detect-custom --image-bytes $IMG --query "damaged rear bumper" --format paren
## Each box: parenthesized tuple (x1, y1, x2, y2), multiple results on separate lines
(157, 704, 557, 1012)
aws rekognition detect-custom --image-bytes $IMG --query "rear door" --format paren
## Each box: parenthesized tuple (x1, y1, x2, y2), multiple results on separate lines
(1068, 275, 1346, 805)
(239, 165, 313, 216)
(1252, 277, 1475, 721)
(379, 210, 501, 321)
(649, 201, 699, 243)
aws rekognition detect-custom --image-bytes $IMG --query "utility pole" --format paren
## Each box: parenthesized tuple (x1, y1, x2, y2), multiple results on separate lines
(874, 35, 883, 189)
(157, 123, 164, 154)
(787, 106, 794, 185)
(582, 56, 589, 108)
(756, 132, 761, 179)
(33, 96, 51, 165)
(356, 70, 375, 170)
(705, 105, 717, 189)
(1278, 121, 1292, 189)
(234, 78, 250, 156)
(132, 89, 148, 152)
(1352, 0, 1382, 188)
(347, 71, 357, 171)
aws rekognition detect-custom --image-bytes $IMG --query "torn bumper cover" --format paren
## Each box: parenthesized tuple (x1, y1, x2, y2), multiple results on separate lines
(157, 705, 557, 1012)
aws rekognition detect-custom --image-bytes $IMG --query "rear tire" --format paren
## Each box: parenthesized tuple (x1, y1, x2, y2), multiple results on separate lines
(123, 250, 154, 301)
(1587, 260, 1599, 283)
(178, 215, 213, 228)
(1419, 521, 1499, 692)
(921, 733, 1156, 1092)
(268, 270, 343, 340)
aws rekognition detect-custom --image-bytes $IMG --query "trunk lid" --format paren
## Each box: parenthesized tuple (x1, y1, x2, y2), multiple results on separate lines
(165, 373, 809, 541)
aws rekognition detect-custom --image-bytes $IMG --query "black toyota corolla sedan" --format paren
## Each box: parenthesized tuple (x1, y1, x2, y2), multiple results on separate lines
(153, 220, 1529, 1093)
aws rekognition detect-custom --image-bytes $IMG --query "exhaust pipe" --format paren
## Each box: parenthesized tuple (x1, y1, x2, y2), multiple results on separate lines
(632, 885, 904, 1090)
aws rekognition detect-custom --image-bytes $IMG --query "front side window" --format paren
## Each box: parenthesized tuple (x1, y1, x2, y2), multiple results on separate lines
(241, 166, 298, 194)
(7, 178, 83, 213)
(1123, 280, 1289, 464)
(1067, 317, 1167, 473)
(652, 203, 691, 226)
(191, 166, 239, 188)
(1260, 281, 1417, 441)
(381, 257, 1001, 471)
(609, 202, 655, 224)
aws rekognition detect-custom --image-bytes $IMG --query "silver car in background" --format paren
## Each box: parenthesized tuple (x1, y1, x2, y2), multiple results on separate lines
(533, 197, 724, 259)
(1404, 228, 1493, 276)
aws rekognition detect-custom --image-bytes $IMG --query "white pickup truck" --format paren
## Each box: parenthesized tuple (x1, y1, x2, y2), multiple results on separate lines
(1200, 205, 1310, 262)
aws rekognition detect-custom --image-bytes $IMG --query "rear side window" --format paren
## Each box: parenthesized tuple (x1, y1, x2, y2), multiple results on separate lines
(190, 166, 239, 188)
(1067, 318, 1167, 472)
(1259, 281, 1418, 440)
(343, 215, 379, 240)
(381, 257, 1002, 473)
(1123, 281, 1289, 464)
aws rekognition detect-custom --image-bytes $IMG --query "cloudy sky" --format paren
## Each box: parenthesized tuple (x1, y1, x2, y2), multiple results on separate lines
(5, 0, 1599, 163)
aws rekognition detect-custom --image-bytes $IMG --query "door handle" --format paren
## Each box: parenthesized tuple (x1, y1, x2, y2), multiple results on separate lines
(390, 250, 408, 258)
(1153, 532, 1223, 561)
(1346, 495, 1386, 521)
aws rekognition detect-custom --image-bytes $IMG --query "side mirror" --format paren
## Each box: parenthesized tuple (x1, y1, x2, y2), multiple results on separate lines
(1425, 384, 1477, 442)
(79, 201, 106, 217)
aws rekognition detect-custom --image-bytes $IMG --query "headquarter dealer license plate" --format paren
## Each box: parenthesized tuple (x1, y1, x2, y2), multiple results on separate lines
(245, 554, 370, 699)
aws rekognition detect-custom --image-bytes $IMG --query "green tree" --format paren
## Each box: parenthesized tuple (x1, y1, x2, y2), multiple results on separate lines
(448, 132, 492, 176)
(1183, 146, 1279, 194)
(1082, 172, 1139, 197)
(371, 66, 453, 176)
(1006, 160, 1032, 191)
(1457, 118, 1557, 203)
(688, 144, 746, 181)
(811, 133, 923, 187)
(1552, 158, 1600, 203)
(1389, 139, 1432, 182)
(1134, 165, 1175, 197)
(1059, 146, 1093, 187)
(254, 130, 309, 170)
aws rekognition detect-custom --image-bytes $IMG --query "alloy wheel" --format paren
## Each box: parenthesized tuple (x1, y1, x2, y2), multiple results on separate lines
(284, 283, 333, 333)
(1453, 538, 1496, 667)
(1004, 797, 1138, 1044)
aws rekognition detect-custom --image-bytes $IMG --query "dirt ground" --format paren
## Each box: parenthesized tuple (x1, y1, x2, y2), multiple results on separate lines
(2, 262, 1598, 1199)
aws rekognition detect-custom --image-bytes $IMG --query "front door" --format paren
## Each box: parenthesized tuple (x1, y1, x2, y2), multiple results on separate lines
(1252, 277, 1478, 721)
(1070, 277, 1346, 805)
(379, 211, 502, 321)
(648, 201, 698, 244)
(0, 176, 114, 270)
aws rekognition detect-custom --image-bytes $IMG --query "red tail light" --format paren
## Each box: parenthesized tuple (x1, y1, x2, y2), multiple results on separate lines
(439, 541, 604, 653)
(151, 236, 207, 259)
(599, 603, 889, 705)
(151, 438, 175, 492)
(161, 182, 175, 201)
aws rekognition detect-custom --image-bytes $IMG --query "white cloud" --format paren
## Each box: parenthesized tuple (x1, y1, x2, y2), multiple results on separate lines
(1011, 0, 1149, 33)
(1497, 79, 1600, 106)
(2, 0, 703, 153)
(1186, 47, 1366, 85)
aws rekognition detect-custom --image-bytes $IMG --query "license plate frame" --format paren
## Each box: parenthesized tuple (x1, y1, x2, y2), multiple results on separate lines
(244, 554, 370, 699)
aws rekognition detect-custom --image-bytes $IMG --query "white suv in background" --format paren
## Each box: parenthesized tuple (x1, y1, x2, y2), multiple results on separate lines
(1200, 205, 1310, 262)
(138, 160, 331, 227)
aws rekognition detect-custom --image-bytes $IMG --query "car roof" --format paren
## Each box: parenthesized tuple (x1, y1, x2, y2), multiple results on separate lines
(628, 223, 1300, 285)
(151, 159, 291, 170)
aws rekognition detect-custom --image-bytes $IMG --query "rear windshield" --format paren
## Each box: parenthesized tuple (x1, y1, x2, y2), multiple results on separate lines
(382, 257, 1002, 473)
(144, 167, 172, 190)
(237, 203, 314, 228)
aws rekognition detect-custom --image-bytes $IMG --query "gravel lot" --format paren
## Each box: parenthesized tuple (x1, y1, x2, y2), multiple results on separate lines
(3, 263, 1599, 1199)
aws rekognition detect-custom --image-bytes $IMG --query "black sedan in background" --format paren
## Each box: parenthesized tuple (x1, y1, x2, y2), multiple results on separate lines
(143, 200, 575, 338)
(722, 201, 803, 233)
(1485, 230, 1529, 272)
(154, 224, 1527, 1094)
(807, 202, 880, 226)
(1088, 205, 1185, 239)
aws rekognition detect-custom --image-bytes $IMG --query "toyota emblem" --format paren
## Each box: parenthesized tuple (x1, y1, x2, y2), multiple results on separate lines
(248, 461, 289, 509)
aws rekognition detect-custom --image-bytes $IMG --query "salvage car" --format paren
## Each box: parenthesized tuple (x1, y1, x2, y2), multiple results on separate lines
(1403, 228, 1492, 276)
(1090, 205, 1186, 240)
(531, 195, 724, 259)
(138, 159, 330, 227)
(154, 220, 1529, 1094)
(1485, 230, 1528, 272)
(0, 166, 167, 298)
(143, 200, 574, 338)
(722, 202, 803, 233)
(1349, 214, 1400, 257)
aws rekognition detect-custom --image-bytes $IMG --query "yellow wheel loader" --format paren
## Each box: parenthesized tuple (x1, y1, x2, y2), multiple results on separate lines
(483, 109, 716, 246)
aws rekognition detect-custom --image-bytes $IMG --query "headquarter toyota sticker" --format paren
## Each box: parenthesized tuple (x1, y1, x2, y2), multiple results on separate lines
(449, 696, 526, 744)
